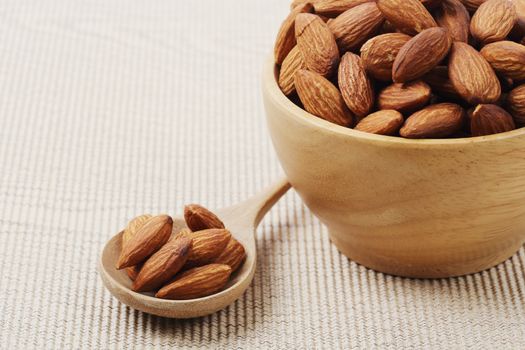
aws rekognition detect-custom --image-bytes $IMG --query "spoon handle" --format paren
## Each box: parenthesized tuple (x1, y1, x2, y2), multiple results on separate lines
(218, 177, 291, 229)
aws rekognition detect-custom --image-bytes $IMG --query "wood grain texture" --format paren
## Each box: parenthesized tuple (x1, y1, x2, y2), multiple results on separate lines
(263, 57, 525, 278)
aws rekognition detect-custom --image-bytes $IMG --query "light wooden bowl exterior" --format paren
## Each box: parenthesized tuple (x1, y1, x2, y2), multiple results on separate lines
(262, 57, 525, 278)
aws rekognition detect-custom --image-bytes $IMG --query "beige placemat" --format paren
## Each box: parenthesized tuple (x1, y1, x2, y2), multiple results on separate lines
(0, 0, 524, 348)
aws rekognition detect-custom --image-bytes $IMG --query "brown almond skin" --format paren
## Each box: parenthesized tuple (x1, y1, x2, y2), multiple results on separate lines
(470, 104, 516, 136)
(126, 264, 141, 281)
(184, 204, 225, 231)
(360, 33, 412, 81)
(132, 235, 193, 292)
(338, 52, 374, 118)
(116, 215, 173, 269)
(355, 110, 404, 135)
(435, 0, 471, 43)
(314, 0, 372, 17)
(214, 238, 246, 273)
(459, 0, 486, 11)
(294, 69, 354, 127)
(376, 0, 437, 36)
(122, 214, 152, 248)
(377, 81, 432, 114)
(278, 46, 305, 96)
(423, 66, 461, 100)
(156, 264, 232, 300)
(274, 3, 313, 65)
(400, 103, 465, 138)
(393, 27, 452, 83)
(328, 2, 385, 52)
(295, 13, 339, 78)
(480, 41, 525, 81)
(449, 42, 501, 104)
(185, 229, 232, 267)
(470, 0, 517, 44)
(508, 84, 525, 124)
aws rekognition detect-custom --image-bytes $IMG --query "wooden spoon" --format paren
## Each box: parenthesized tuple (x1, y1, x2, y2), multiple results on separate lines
(99, 178, 291, 318)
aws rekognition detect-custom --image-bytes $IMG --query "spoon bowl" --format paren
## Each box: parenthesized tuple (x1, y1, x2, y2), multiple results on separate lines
(99, 179, 290, 318)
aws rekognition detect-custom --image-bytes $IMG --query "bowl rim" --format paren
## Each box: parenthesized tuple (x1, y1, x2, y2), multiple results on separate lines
(263, 55, 525, 146)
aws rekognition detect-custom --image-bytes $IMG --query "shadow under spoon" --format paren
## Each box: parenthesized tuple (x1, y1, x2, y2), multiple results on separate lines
(99, 178, 291, 318)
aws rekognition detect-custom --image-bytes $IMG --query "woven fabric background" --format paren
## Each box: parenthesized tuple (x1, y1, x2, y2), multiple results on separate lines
(0, 0, 524, 348)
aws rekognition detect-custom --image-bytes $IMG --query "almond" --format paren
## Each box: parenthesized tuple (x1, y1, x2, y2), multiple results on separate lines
(377, 81, 432, 114)
(435, 0, 471, 43)
(393, 27, 452, 83)
(376, 0, 437, 35)
(470, 0, 517, 44)
(459, 0, 487, 11)
(185, 228, 231, 267)
(156, 264, 232, 300)
(274, 3, 314, 65)
(214, 238, 246, 272)
(449, 42, 501, 104)
(116, 215, 173, 270)
(400, 103, 465, 138)
(470, 104, 516, 135)
(132, 233, 192, 292)
(360, 33, 411, 81)
(278, 46, 305, 96)
(295, 13, 339, 77)
(122, 214, 152, 248)
(480, 41, 525, 81)
(294, 69, 354, 126)
(338, 52, 374, 118)
(355, 110, 404, 135)
(423, 66, 461, 100)
(121, 214, 152, 279)
(508, 84, 525, 124)
(328, 2, 385, 52)
(314, 0, 372, 17)
(184, 204, 225, 231)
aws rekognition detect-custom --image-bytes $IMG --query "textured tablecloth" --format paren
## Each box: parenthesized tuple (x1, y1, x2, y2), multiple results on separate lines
(1, 0, 524, 348)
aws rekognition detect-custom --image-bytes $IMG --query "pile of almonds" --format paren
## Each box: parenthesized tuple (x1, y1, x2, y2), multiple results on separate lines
(275, 0, 525, 138)
(116, 205, 246, 300)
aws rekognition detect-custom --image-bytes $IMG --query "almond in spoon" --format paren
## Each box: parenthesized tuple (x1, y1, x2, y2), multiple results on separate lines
(184, 204, 225, 231)
(116, 215, 173, 270)
(185, 229, 232, 267)
(156, 264, 232, 300)
(214, 238, 247, 273)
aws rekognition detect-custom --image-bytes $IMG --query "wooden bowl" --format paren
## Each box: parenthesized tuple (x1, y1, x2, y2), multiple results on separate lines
(262, 56, 525, 278)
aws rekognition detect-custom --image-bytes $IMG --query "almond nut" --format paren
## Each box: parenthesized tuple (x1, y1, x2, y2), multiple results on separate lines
(449, 41, 501, 104)
(116, 215, 173, 270)
(295, 13, 340, 77)
(338, 52, 374, 118)
(355, 110, 404, 135)
(278, 46, 305, 96)
(480, 41, 525, 81)
(121, 214, 152, 279)
(400, 103, 465, 138)
(184, 204, 225, 231)
(214, 238, 247, 273)
(376, 0, 437, 35)
(328, 2, 385, 52)
(360, 33, 411, 81)
(314, 0, 372, 17)
(156, 264, 232, 300)
(470, 104, 516, 136)
(294, 69, 354, 126)
(508, 84, 525, 124)
(132, 233, 193, 292)
(435, 0, 471, 43)
(470, 0, 517, 44)
(185, 229, 232, 267)
(274, 3, 314, 65)
(392, 27, 452, 83)
(377, 81, 432, 114)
